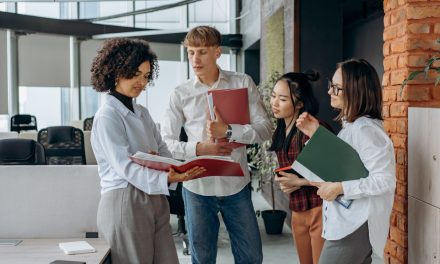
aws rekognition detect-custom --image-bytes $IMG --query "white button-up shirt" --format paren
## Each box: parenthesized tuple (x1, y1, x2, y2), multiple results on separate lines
(91, 94, 170, 195)
(161, 68, 272, 196)
(322, 116, 396, 258)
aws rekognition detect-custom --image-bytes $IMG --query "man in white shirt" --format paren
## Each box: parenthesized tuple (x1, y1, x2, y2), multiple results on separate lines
(161, 26, 272, 264)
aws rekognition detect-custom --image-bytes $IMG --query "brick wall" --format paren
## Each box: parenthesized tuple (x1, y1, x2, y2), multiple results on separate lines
(383, 0, 440, 263)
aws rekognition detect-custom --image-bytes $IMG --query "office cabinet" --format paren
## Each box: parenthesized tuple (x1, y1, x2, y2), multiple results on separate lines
(408, 107, 440, 263)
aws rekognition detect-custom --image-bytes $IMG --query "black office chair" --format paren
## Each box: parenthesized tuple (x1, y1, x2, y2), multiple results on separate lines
(37, 126, 86, 165)
(167, 127, 190, 255)
(83, 116, 94, 131)
(0, 138, 46, 165)
(10, 114, 38, 133)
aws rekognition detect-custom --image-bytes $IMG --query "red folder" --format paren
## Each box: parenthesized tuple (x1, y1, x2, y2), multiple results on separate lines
(208, 88, 250, 148)
(130, 152, 244, 179)
(208, 88, 250, 125)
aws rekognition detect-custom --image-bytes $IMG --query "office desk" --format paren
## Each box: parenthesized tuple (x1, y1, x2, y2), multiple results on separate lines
(0, 238, 110, 264)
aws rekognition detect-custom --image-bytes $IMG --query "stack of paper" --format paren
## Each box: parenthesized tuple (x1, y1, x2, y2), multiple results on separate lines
(59, 241, 96, 255)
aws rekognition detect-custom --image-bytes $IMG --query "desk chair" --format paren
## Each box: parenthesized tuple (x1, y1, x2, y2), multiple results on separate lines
(83, 116, 94, 131)
(38, 126, 86, 165)
(167, 127, 190, 255)
(0, 138, 46, 165)
(10, 114, 38, 133)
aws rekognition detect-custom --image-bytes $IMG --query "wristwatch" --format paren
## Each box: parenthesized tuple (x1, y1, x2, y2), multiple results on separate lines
(225, 124, 232, 139)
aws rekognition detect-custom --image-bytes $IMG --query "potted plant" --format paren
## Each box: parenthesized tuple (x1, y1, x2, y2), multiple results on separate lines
(248, 72, 287, 234)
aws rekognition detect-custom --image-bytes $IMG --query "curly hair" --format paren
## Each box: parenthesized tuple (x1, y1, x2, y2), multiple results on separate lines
(90, 38, 159, 92)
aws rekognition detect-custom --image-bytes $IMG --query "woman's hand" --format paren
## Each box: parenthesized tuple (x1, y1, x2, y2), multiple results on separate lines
(309, 181, 344, 201)
(168, 166, 206, 183)
(295, 112, 320, 138)
(274, 172, 309, 194)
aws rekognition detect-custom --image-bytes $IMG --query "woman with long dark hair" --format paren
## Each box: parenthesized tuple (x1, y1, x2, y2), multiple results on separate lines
(270, 71, 330, 264)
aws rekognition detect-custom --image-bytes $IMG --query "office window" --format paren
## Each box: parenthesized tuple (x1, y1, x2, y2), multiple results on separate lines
(135, 0, 183, 29)
(80, 86, 102, 119)
(95, 1, 133, 27)
(19, 86, 68, 129)
(0, 115, 8, 132)
(0, 3, 6, 11)
(136, 60, 186, 122)
(189, 0, 230, 32)
(17, 3, 60, 19)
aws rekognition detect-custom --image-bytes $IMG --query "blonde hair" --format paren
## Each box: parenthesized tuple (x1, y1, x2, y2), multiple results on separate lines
(183, 26, 221, 47)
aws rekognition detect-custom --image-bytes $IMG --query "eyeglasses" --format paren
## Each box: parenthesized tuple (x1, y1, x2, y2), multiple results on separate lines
(327, 79, 344, 96)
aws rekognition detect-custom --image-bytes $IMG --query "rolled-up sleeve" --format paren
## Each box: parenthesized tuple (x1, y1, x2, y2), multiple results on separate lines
(342, 125, 396, 200)
(94, 115, 170, 195)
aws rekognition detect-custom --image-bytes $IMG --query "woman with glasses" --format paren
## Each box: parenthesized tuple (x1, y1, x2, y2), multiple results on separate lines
(296, 58, 396, 263)
(90, 38, 205, 264)
(270, 71, 332, 264)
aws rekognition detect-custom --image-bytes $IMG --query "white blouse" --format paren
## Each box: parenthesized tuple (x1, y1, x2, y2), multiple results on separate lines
(322, 116, 396, 258)
(91, 94, 171, 195)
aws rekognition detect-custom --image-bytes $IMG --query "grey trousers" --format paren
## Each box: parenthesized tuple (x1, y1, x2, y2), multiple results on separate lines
(319, 222, 373, 264)
(97, 184, 179, 264)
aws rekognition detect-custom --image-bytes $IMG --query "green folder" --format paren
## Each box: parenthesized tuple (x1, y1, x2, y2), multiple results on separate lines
(292, 126, 368, 183)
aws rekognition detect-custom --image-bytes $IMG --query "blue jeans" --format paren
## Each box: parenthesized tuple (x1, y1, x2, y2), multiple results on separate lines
(182, 185, 263, 264)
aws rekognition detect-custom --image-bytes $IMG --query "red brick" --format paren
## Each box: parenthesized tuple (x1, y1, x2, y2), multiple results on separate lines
(435, 23, 440, 34)
(384, 26, 398, 41)
(384, 119, 397, 133)
(391, 134, 408, 149)
(396, 182, 408, 197)
(390, 102, 408, 117)
(391, 40, 407, 53)
(385, 14, 391, 27)
(391, 70, 408, 85)
(397, 55, 408, 68)
(396, 165, 407, 182)
(383, 104, 391, 118)
(390, 225, 408, 246)
(390, 211, 398, 226)
(396, 119, 408, 134)
(385, 0, 399, 11)
(407, 6, 440, 19)
(396, 245, 408, 263)
(402, 85, 431, 101)
(432, 86, 440, 100)
(407, 23, 430, 34)
(385, 240, 399, 256)
(391, 9, 407, 24)
(397, 212, 408, 232)
(384, 42, 392, 56)
(408, 54, 429, 67)
(407, 38, 440, 51)
(396, 148, 407, 165)
(385, 56, 399, 70)
(383, 72, 391, 86)
(384, 87, 397, 102)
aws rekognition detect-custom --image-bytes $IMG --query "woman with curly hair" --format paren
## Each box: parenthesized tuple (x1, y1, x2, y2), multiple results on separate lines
(90, 38, 205, 264)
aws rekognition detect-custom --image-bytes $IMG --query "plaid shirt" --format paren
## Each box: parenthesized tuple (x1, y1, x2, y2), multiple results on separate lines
(275, 122, 333, 212)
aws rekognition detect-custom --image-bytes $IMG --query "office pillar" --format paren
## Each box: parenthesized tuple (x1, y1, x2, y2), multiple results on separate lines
(6, 30, 19, 116)
(69, 36, 81, 121)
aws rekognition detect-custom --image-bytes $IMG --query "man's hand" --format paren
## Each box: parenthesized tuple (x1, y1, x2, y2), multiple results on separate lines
(196, 140, 233, 156)
(309, 181, 344, 201)
(168, 167, 206, 183)
(274, 172, 309, 194)
(207, 107, 228, 139)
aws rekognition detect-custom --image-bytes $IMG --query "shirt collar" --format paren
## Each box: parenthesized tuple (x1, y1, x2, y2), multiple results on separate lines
(193, 65, 229, 89)
(106, 94, 142, 117)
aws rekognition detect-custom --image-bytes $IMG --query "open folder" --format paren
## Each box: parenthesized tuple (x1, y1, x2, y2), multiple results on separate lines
(286, 126, 369, 208)
(130, 151, 244, 178)
(206, 88, 250, 148)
